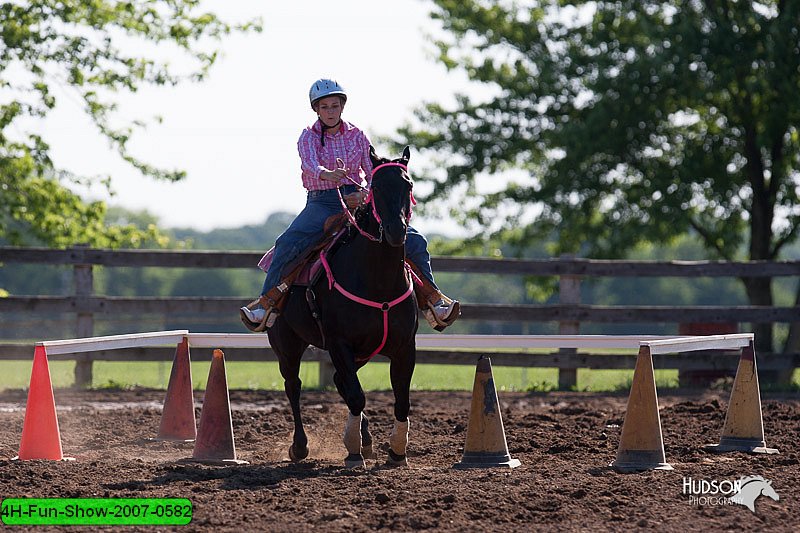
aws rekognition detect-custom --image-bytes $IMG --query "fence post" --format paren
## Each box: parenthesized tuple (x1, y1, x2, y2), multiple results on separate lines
(73, 251, 94, 388)
(558, 255, 581, 390)
(318, 360, 335, 389)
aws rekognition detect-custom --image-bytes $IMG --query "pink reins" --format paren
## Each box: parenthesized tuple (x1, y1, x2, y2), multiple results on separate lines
(371, 163, 417, 225)
(336, 162, 416, 242)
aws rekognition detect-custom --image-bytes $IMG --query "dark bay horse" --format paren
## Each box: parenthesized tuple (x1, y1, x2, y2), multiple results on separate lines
(267, 146, 418, 468)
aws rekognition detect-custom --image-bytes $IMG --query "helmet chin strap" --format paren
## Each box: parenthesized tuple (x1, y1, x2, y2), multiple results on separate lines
(320, 118, 342, 147)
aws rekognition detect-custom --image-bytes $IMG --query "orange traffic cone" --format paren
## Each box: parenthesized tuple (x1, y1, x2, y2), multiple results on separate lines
(611, 345, 673, 472)
(181, 350, 248, 465)
(153, 338, 196, 442)
(454, 356, 521, 469)
(704, 342, 778, 454)
(14, 346, 74, 461)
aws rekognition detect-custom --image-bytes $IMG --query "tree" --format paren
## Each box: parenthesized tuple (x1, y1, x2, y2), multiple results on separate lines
(0, 1, 260, 248)
(398, 0, 800, 352)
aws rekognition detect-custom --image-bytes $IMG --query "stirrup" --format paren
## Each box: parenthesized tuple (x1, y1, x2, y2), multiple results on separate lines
(239, 296, 278, 332)
(422, 296, 461, 332)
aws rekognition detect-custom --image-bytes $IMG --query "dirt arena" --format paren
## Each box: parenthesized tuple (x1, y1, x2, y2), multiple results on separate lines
(0, 387, 798, 532)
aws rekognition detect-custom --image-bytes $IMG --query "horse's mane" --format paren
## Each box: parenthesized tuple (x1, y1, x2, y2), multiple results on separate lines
(337, 203, 371, 243)
(353, 202, 372, 226)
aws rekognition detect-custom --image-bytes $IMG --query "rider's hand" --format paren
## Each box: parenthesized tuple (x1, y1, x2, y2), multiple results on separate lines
(321, 158, 350, 182)
(320, 168, 348, 182)
(344, 191, 365, 209)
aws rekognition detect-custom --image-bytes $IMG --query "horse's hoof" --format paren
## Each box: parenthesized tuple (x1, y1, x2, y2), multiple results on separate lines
(344, 453, 366, 469)
(361, 444, 377, 460)
(385, 449, 408, 467)
(289, 444, 309, 462)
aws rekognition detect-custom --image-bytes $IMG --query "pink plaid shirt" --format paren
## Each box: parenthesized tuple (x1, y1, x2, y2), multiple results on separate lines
(297, 119, 373, 191)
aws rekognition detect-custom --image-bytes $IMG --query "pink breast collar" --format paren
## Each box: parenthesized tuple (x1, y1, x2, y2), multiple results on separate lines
(319, 250, 420, 362)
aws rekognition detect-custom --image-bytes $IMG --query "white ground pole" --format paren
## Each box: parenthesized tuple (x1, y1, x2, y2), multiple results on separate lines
(35, 330, 190, 356)
(641, 333, 753, 355)
(185, 333, 757, 388)
(184, 333, 679, 385)
(33, 331, 754, 356)
(414, 334, 674, 350)
(32, 332, 755, 390)
(186, 333, 678, 350)
(187, 333, 270, 348)
(33, 330, 756, 387)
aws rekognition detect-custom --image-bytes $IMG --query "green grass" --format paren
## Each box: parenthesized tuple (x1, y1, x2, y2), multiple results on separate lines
(581, 369, 681, 392)
(1, 360, 797, 393)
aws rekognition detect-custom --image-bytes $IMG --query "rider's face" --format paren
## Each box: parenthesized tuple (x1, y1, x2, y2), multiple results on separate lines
(315, 96, 344, 126)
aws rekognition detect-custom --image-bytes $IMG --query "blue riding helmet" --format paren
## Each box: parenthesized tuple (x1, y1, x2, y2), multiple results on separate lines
(309, 78, 347, 109)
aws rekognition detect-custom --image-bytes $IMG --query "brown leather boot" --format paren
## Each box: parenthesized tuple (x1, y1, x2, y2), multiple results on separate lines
(406, 259, 461, 331)
(239, 285, 287, 332)
(421, 294, 461, 331)
(241, 218, 351, 332)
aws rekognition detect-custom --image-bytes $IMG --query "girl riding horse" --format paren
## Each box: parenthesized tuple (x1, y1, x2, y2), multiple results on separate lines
(269, 146, 419, 467)
(240, 78, 459, 333)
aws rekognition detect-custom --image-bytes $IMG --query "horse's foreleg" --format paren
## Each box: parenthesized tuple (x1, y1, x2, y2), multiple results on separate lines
(333, 371, 374, 461)
(329, 345, 367, 468)
(278, 356, 308, 462)
(360, 414, 376, 460)
(386, 348, 415, 467)
(388, 419, 410, 466)
(286, 377, 308, 462)
(343, 411, 365, 468)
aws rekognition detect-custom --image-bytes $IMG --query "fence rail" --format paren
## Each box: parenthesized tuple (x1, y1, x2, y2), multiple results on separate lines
(3, 246, 800, 276)
(2, 246, 799, 388)
(2, 297, 798, 323)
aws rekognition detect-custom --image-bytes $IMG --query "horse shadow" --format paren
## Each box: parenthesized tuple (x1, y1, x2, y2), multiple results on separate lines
(103, 460, 380, 493)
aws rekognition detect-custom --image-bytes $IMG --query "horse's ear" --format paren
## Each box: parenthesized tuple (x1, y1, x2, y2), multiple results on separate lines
(401, 146, 411, 164)
(369, 145, 381, 167)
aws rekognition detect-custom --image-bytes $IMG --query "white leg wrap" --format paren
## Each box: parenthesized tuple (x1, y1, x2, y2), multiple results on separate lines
(389, 419, 410, 457)
(343, 412, 362, 455)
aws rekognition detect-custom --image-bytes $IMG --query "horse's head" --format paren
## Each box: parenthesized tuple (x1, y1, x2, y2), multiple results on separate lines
(366, 145, 414, 247)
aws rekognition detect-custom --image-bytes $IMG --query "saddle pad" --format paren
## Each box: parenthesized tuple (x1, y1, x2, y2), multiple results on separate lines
(257, 247, 322, 287)
(257, 212, 349, 284)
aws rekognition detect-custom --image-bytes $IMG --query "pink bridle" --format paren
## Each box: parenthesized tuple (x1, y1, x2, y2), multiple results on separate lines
(324, 161, 421, 361)
(337, 162, 416, 242)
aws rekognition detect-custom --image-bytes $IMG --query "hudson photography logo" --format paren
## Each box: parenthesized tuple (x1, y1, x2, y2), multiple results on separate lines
(683, 475, 780, 513)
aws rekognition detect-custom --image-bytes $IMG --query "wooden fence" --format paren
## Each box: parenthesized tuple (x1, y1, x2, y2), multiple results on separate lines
(1, 246, 799, 388)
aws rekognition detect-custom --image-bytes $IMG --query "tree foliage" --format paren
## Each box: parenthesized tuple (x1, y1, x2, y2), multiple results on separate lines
(401, 0, 800, 264)
(0, 0, 260, 247)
